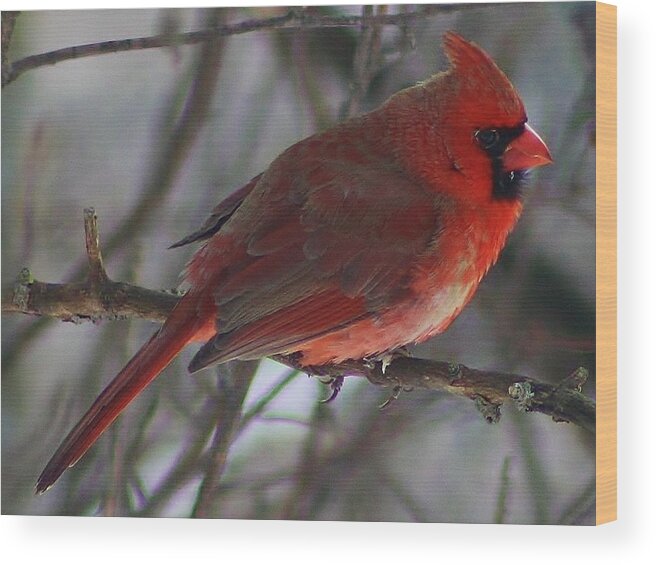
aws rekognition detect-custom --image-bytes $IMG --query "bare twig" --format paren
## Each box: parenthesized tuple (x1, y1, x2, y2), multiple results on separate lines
(278, 396, 330, 520)
(191, 360, 258, 518)
(289, 25, 333, 132)
(557, 475, 596, 525)
(493, 456, 513, 524)
(2, 210, 596, 434)
(346, 5, 385, 117)
(237, 369, 301, 431)
(279, 397, 417, 520)
(1, 11, 19, 86)
(2, 5, 481, 88)
(84, 208, 109, 287)
(378, 467, 433, 522)
(131, 396, 233, 516)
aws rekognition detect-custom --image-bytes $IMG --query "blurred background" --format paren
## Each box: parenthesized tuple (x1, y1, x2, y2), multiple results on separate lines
(2, 3, 595, 523)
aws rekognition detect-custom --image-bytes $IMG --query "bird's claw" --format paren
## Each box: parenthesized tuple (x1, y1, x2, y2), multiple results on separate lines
(378, 384, 403, 410)
(319, 375, 345, 403)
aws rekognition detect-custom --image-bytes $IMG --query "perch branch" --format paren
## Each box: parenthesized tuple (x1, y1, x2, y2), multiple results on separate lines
(2, 209, 596, 434)
(287, 357, 595, 433)
(2, 4, 480, 87)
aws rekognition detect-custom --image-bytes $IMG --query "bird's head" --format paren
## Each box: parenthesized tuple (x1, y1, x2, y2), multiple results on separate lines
(434, 31, 553, 201)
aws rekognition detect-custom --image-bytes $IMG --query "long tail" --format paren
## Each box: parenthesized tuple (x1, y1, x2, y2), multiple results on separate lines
(35, 298, 212, 494)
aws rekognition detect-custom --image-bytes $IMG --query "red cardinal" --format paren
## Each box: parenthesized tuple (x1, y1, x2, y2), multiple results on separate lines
(36, 32, 552, 493)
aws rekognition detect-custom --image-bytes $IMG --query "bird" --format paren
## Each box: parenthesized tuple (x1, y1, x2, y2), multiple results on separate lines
(36, 31, 552, 493)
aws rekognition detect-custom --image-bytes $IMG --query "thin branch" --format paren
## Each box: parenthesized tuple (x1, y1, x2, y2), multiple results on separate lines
(191, 360, 257, 518)
(557, 475, 596, 525)
(238, 369, 301, 431)
(278, 396, 329, 520)
(2, 5, 482, 88)
(1, 11, 20, 86)
(98, 10, 226, 266)
(493, 455, 513, 524)
(378, 466, 434, 522)
(2, 210, 596, 435)
(83, 208, 109, 287)
(346, 5, 385, 118)
(131, 396, 230, 516)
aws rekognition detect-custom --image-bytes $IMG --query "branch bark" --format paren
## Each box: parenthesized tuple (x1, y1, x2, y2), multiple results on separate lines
(2, 209, 596, 435)
(2, 5, 479, 88)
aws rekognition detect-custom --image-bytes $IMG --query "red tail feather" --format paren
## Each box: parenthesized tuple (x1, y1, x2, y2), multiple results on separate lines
(35, 302, 210, 494)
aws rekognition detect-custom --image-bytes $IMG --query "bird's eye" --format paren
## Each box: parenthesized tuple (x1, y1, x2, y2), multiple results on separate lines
(475, 129, 500, 150)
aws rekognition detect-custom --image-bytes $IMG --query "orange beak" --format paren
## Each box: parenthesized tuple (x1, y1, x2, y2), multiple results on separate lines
(502, 123, 553, 173)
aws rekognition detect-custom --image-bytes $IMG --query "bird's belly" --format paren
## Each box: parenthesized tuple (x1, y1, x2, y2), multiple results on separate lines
(292, 279, 476, 366)
(411, 279, 478, 341)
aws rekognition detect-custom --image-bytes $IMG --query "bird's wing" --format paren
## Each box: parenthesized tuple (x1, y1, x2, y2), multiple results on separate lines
(187, 143, 443, 370)
(169, 173, 263, 249)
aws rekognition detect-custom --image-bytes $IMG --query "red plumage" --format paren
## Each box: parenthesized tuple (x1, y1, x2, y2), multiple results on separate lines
(36, 32, 551, 493)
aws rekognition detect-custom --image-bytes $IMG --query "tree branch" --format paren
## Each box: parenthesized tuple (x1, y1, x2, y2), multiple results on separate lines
(293, 357, 595, 433)
(2, 5, 481, 88)
(2, 209, 596, 434)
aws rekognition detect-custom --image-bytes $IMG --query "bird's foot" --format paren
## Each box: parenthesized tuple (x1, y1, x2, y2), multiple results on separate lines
(319, 375, 345, 403)
(378, 384, 404, 410)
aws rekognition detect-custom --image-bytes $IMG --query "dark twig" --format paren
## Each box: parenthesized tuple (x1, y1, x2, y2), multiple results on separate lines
(1, 11, 19, 86)
(191, 360, 258, 518)
(2, 5, 481, 88)
(83, 208, 109, 288)
(378, 467, 433, 522)
(493, 456, 513, 524)
(131, 395, 234, 517)
(278, 396, 329, 520)
(345, 5, 385, 117)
